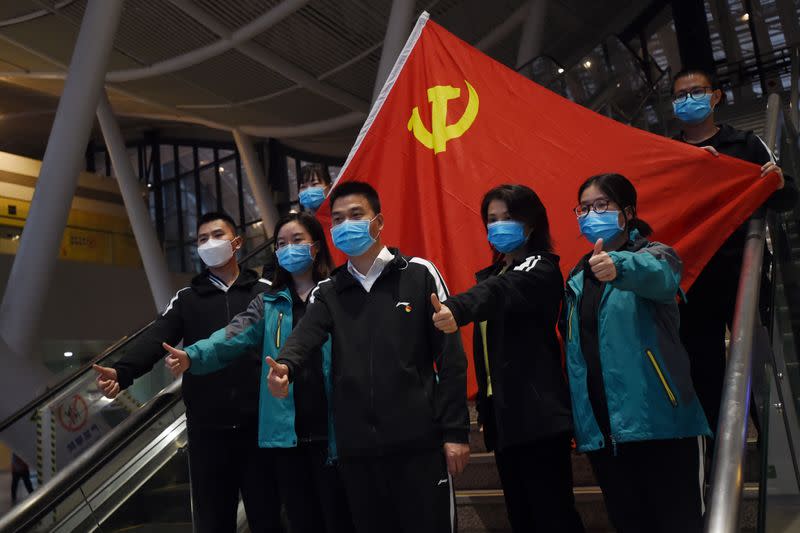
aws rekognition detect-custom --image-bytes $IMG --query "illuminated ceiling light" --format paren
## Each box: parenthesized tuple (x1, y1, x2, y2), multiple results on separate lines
(218, 166, 225, 172)
(63, 351, 73, 358)
(740, 13, 750, 22)
(583, 60, 592, 69)
(557, 67, 565, 74)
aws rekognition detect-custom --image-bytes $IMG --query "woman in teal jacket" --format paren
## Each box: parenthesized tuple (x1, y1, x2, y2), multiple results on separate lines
(564, 173, 711, 533)
(164, 212, 354, 533)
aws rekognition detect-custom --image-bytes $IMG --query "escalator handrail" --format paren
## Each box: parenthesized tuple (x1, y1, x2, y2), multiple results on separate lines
(0, 237, 274, 435)
(0, 321, 154, 435)
(703, 93, 782, 533)
(0, 380, 184, 533)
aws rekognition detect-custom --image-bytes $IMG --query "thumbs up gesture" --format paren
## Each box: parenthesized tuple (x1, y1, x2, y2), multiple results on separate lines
(588, 239, 617, 282)
(93, 364, 120, 399)
(266, 357, 290, 398)
(163, 343, 191, 378)
(431, 293, 458, 334)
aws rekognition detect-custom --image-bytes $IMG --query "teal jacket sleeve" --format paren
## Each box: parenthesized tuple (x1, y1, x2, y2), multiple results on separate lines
(186, 295, 266, 375)
(608, 242, 682, 304)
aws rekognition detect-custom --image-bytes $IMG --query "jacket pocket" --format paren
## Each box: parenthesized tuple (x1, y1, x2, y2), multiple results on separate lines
(645, 349, 678, 407)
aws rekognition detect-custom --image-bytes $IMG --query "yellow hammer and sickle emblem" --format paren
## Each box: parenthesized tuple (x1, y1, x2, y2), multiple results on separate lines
(407, 80, 479, 154)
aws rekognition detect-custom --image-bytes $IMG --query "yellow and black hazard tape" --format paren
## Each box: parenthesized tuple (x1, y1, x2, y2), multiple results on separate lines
(34, 409, 43, 483)
(49, 410, 56, 479)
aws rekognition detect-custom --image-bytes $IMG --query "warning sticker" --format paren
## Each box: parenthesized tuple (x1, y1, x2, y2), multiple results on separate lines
(56, 394, 88, 432)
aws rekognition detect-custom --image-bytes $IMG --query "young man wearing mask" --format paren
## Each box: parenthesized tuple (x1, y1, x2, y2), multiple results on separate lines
(265, 181, 470, 533)
(671, 68, 798, 433)
(93, 212, 282, 533)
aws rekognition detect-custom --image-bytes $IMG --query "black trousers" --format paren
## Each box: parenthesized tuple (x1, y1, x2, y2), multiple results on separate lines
(494, 434, 585, 533)
(274, 441, 354, 533)
(588, 437, 706, 533)
(11, 470, 33, 502)
(339, 449, 456, 533)
(679, 261, 737, 435)
(187, 425, 284, 533)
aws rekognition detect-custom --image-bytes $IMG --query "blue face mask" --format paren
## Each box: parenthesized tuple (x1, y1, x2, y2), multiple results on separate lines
(331, 218, 376, 257)
(276, 243, 314, 274)
(579, 211, 624, 245)
(487, 220, 527, 253)
(299, 187, 326, 211)
(673, 93, 713, 125)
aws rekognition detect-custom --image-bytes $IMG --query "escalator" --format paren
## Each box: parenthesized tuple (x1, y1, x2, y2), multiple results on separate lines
(0, 239, 273, 533)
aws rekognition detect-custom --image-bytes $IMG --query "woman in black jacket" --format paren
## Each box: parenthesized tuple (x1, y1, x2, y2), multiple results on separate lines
(432, 184, 584, 533)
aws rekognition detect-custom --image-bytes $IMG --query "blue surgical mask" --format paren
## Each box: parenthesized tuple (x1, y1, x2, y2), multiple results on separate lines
(487, 221, 527, 253)
(579, 211, 624, 244)
(276, 243, 314, 274)
(299, 187, 326, 211)
(673, 93, 713, 125)
(331, 218, 376, 257)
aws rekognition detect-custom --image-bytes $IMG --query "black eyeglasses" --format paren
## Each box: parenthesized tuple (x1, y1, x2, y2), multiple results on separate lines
(573, 199, 610, 218)
(672, 87, 712, 104)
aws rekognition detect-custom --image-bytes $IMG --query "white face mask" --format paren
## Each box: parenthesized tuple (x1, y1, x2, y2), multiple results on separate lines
(197, 238, 235, 268)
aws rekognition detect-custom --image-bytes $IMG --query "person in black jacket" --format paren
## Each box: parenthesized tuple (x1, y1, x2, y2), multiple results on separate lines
(93, 212, 282, 533)
(265, 181, 470, 533)
(671, 68, 798, 433)
(163, 212, 355, 533)
(430, 184, 584, 533)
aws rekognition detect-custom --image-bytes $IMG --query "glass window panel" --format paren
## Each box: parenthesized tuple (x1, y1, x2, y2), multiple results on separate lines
(198, 148, 214, 167)
(181, 177, 199, 242)
(199, 165, 217, 214)
(328, 165, 342, 182)
(163, 180, 179, 244)
(218, 148, 235, 159)
(218, 162, 240, 226)
(178, 146, 194, 177)
(165, 245, 182, 273)
(160, 145, 176, 179)
(184, 243, 202, 274)
(240, 162, 260, 224)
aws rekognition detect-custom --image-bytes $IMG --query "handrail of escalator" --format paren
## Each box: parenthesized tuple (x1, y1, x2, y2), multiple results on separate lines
(0, 236, 274, 435)
(703, 93, 783, 533)
(0, 379, 183, 533)
(0, 320, 155, 435)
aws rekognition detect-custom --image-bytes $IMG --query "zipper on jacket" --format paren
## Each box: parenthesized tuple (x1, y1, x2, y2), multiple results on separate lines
(275, 312, 284, 349)
(567, 302, 575, 341)
(645, 349, 678, 407)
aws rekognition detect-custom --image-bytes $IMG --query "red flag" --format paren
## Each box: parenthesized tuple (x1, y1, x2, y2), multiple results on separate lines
(316, 13, 778, 396)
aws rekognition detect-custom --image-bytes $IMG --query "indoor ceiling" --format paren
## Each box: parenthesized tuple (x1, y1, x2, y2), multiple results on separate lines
(0, 0, 655, 160)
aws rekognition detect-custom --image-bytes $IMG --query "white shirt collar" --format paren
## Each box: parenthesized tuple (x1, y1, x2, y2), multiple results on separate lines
(347, 247, 395, 292)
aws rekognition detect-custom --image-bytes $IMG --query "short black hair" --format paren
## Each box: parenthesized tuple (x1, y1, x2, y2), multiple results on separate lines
(672, 68, 723, 97)
(299, 163, 332, 187)
(197, 211, 238, 235)
(481, 184, 553, 253)
(578, 173, 653, 237)
(328, 181, 381, 215)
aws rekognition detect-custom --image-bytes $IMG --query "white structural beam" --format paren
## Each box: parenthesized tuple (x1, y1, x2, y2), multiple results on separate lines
(233, 130, 280, 234)
(0, 0, 124, 355)
(168, 0, 369, 113)
(240, 111, 366, 138)
(372, 0, 416, 102)
(97, 93, 174, 311)
(515, 0, 548, 77)
(111, 0, 307, 81)
(0, 0, 76, 27)
(474, 2, 530, 52)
